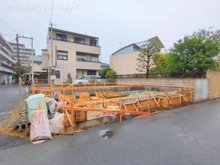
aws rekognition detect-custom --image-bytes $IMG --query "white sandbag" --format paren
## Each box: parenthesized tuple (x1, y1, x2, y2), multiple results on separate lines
(30, 110, 53, 141)
(49, 102, 62, 114)
(49, 112, 64, 134)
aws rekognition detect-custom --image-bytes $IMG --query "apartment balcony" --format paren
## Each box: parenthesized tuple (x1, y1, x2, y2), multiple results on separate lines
(51, 37, 100, 47)
(0, 62, 14, 70)
(0, 46, 15, 64)
(49, 37, 101, 55)
(76, 60, 101, 70)
(0, 62, 15, 73)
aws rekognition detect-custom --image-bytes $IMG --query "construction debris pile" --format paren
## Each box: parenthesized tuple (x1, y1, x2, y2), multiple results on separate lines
(0, 83, 194, 141)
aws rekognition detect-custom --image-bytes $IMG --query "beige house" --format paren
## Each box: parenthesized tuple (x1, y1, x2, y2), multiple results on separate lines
(110, 36, 164, 76)
(42, 27, 101, 84)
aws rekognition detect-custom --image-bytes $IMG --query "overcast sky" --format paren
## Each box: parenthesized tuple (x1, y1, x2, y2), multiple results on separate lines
(0, 0, 219, 63)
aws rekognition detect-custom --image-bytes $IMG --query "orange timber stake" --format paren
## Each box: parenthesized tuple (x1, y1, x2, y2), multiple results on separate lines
(148, 93, 150, 115)
(165, 90, 168, 109)
(119, 98, 123, 122)
(179, 88, 182, 104)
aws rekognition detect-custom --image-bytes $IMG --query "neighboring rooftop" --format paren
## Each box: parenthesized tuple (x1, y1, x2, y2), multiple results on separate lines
(31, 55, 42, 63)
(101, 62, 110, 67)
(112, 36, 164, 55)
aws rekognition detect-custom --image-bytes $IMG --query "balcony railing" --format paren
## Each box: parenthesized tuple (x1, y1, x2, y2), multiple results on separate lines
(0, 46, 15, 62)
(0, 62, 14, 70)
(76, 58, 100, 63)
(0, 46, 10, 55)
(50, 37, 100, 47)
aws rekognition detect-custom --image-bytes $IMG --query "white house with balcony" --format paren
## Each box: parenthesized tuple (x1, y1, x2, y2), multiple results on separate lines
(42, 27, 101, 84)
(0, 34, 16, 85)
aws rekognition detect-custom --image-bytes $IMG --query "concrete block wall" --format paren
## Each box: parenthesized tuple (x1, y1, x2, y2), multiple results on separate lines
(116, 78, 197, 87)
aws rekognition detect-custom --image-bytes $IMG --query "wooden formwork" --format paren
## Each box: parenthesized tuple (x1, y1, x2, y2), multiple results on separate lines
(58, 87, 193, 131)
(31, 82, 194, 132)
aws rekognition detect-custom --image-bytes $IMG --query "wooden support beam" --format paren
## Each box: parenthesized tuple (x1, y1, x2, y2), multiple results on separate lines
(190, 89, 193, 102)
(168, 97, 173, 105)
(148, 93, 150, 114)
(181, 95, 188, 102)
(119, 99, 122, 122)
(123, 103, 128, 111)
(153, 97, 160, 107)
(64, 109, 74, 131)
(132, 103, 139, 112)
(136, 98, 143, 110)
(165, 91, 168, 109)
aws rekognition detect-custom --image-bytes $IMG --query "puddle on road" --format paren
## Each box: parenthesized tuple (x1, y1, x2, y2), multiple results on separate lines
(100, 130, 114, 139)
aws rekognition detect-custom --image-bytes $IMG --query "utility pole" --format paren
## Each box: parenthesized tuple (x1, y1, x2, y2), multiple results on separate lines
(16, 34, 22, 102)
(50, 22, 53, 69)
(31, 37, 34, 83)
(48, 22, 54, 84)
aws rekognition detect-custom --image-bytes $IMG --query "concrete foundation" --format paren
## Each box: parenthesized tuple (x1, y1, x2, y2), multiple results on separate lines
(78, 116, 116, 129)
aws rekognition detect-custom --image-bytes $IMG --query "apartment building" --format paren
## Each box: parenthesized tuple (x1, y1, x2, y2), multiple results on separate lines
(9, 42, 36, 66)
(110, 36, 164, 76)
(43, 27, 101, 84)
(0, 34, 16, 84)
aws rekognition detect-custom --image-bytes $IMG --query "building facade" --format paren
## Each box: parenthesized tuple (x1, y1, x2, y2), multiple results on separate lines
(9, 42, 36, 66)
(43, 27, 101, 84)
(110, 36, 164, 76)
(0, 34, 16, 85)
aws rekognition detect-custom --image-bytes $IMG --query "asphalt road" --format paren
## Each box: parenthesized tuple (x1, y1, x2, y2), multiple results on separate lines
(1, 94, 220, 165)
(0, 85, 28, 150)
(0, 85, 24, 122)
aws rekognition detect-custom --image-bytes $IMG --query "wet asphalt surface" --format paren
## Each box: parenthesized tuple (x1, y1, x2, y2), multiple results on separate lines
(0, 85, 28, 151)
(1, 85, 220, 164)
(0, 85, 25, 121)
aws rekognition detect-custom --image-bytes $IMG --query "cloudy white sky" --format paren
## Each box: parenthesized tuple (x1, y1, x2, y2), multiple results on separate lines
(0, 0, 219, 63)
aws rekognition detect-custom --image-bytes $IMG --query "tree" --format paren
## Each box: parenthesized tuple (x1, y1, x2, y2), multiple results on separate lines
(150, 53, 170, 74)
(136, 43, 160, 78)
(169, 36, 220, 77)
(192, 27, 220, 42)
(99, 67, 111, 78)
(106, 70, 117, 83)
(66, 72, 73, 83)
(13, 66, 28, 79)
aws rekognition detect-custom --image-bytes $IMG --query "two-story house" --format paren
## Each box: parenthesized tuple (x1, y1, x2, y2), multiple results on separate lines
(43, 27, 101, 84)
(110, 36, 164, 76)
(0, 34, 16, 85)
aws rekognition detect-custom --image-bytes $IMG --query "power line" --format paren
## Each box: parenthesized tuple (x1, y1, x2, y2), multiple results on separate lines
(8, 38, 16, 43)
(20, 37, 32, 45)
(0, 17, 17, 33)
(49, 0, 55, 23)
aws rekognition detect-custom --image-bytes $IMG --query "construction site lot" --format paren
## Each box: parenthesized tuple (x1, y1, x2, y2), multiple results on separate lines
(0, 83, 194, 141)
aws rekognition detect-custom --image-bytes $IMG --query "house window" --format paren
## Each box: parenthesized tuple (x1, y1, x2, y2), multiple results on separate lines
(76, 52, 86, 61)
(90, 39, 97, 46)
(74, 37, 85, 44)
(87, 70, 96, 75)
(55, 70, 60, 79)
(56, 33, 67, 41)
(91, 55, 99, 62)
(57, 51, 68, 60)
